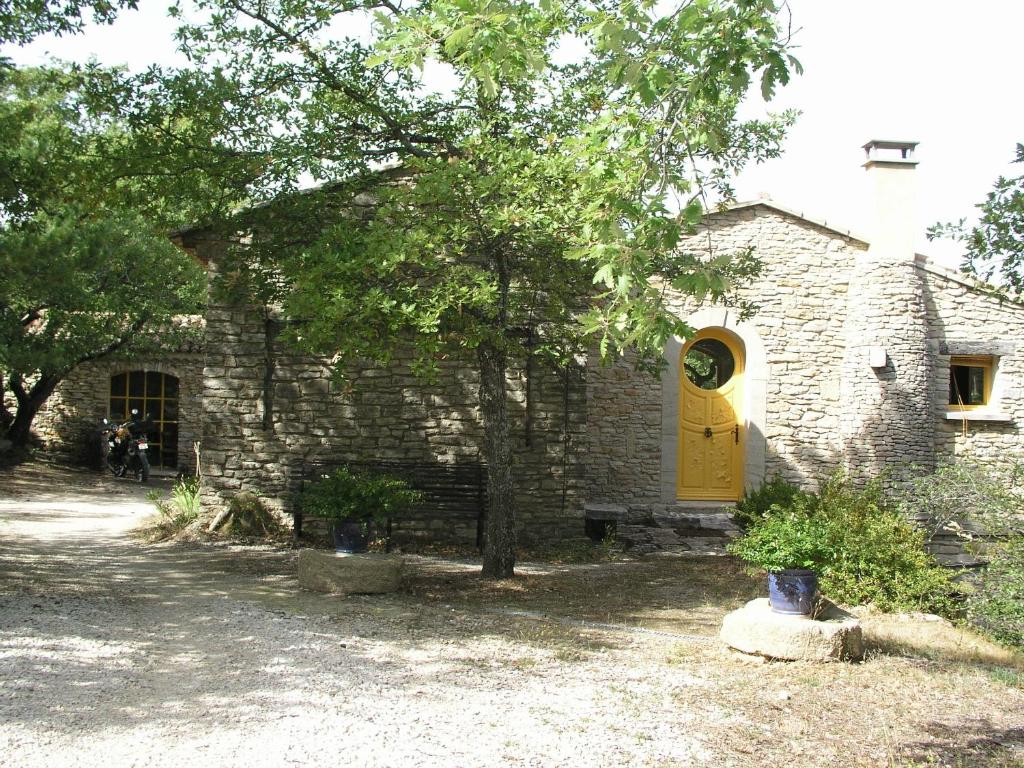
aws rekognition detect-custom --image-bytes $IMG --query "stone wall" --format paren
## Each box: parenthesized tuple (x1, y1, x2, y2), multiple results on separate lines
(583, 204, 865, 514)
(922, 265, 1024, 474)
(199, 301, 588, 546)
(840, 253, 934, 481)
(582, 202, 1024, 525)
(18, 354, 204, 474)
(678, 207, 860, 486)
(584, 354, 662, 506)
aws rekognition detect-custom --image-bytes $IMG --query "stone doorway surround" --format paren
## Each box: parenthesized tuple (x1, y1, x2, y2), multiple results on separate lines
(660, 307, 768, 503)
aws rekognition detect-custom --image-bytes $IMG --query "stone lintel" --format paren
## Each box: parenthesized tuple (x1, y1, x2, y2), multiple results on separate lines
(584, 503, 629, 521)
(939, 340, 1017, 357)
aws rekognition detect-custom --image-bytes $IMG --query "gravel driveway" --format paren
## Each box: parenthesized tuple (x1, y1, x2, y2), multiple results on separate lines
(3, 463, 1024, 768)
(0, 464, 714, 768)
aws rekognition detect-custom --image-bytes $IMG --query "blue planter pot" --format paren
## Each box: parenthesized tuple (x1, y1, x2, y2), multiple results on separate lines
(331, 519, 369, 554)
(767, 569, 819, 616)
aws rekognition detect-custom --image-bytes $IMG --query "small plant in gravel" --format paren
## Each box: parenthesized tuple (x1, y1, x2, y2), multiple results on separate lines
(728, 473, 955, 614)
(150, 475, 202, 539)
(155, 476, 200, 525)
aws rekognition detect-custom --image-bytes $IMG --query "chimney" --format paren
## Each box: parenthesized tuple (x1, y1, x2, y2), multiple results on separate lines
(840, 139, 933, 479)
(862, 139, 918, 263)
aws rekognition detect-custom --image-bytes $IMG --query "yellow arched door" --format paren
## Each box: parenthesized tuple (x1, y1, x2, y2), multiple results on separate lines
(677, 329, 745, 500)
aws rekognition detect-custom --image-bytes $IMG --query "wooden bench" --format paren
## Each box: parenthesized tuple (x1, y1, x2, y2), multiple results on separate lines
(296, 459, 487, 548)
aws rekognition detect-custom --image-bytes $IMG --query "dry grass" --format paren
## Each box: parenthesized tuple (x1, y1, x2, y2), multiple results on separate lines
(396, 554, 1024, 767)
(5, 461, 1024, 767)
(857, 608, 1024, 670)
(403, 553, 762, 636)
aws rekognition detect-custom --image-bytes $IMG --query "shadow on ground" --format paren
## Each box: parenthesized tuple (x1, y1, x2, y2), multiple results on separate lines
(897, 720, 1024, 767)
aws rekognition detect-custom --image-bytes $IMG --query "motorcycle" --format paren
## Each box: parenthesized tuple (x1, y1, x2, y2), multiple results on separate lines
(100, 409, 153, 482)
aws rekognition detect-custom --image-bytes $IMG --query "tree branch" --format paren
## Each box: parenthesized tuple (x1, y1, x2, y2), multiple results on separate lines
(68, 312, 151, 372)
(227, 0, 447, 159)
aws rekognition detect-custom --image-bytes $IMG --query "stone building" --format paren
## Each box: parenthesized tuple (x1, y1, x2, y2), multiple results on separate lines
(7, 321, 204, 474)
(25, 140, 1024, 549)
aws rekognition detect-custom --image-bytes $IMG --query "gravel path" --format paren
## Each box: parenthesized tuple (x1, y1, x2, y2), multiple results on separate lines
(4, 465, 1024, 768)
(0, 466, 711, 768)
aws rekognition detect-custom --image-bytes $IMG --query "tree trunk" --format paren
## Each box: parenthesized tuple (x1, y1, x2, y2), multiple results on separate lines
(4, 373, 61, 447)
(478, 340, 517, 579)
(0, 373, 13, 431)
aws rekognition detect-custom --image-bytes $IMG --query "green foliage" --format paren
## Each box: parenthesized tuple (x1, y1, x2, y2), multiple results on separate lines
(929, 143, 1024, 297)
(728, 474, 954, 613)
(733, 473, 809, 530)
(0, 62, 258, 444)
(299, 467, 423, 523)
(175, 0, 797, 372)
(89, 0, 798, 576)
(0, 0, 137, 44)
(169, 475, 202, 522)
(967, 535, 1024, 650)
(895, 460, 1024, 650)
(151, 475, 201, 536)
(895, 460, 1022, 541)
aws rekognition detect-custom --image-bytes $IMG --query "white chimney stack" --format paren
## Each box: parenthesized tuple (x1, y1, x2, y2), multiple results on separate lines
(862, 139, 919, 264)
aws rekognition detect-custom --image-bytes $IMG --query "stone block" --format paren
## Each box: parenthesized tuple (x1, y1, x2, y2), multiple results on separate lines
(720, 598, 864, 662)
(298, 550, 404, 595)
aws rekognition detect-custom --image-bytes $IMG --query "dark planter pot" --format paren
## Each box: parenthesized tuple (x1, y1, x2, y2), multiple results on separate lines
(331, 519, 369, 554)
(767, 569, 819, 616)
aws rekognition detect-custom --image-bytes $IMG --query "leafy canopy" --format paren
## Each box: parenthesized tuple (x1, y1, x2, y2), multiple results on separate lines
(0, 0, 272, 443)
(0, 64, 212, 424)
(178, 0, 798, 368)
(163, 0, 798, 577)
(0, 55, 271, 379)
(0, 0, 139, 44)
(930, 143, 1024, 297)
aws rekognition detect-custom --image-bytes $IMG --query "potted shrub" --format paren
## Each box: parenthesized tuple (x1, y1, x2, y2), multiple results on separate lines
(729, 473, 956, 617)
(299, 466, 422, 553)
(727, 508, 821, 615)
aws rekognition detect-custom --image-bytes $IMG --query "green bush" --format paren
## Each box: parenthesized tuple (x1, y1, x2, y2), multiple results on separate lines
(894, 460, 1022, 543)
(728, 474, 954, 613)
(299, 466, 422, 523)
(733, 474, 810, 530)
(148, 475, 202, 540)
(895, 460, 1024, 649)
(967, 535, 1024, 649)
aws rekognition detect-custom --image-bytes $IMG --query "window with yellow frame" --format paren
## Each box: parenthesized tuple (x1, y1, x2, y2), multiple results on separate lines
(948, 355, 994, 410)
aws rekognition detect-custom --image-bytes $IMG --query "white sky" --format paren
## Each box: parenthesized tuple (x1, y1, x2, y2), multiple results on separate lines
(6, 0, 1022, 270)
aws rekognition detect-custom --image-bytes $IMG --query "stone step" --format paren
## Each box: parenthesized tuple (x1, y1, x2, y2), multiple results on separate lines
(617, 526, 734, 556)
(652, 511, 741, 538)
(586, 502, 741, 555)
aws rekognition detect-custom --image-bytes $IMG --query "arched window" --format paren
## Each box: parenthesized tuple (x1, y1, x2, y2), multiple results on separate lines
(109, 371, 179, 468)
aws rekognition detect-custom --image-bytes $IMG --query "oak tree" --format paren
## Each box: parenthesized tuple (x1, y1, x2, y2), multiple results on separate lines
(931, 143, 1024, 296)
(176, 0, 798, 576)
(0, 63, 255, 446)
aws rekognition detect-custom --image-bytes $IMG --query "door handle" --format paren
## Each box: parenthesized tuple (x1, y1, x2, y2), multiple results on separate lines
(733, 425, 740, 444)
(704, 427, 712, 438)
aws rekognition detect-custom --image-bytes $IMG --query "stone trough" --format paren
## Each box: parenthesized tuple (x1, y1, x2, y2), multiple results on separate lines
(720, 598, 864, 662)
(298, 550, 404, 595)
